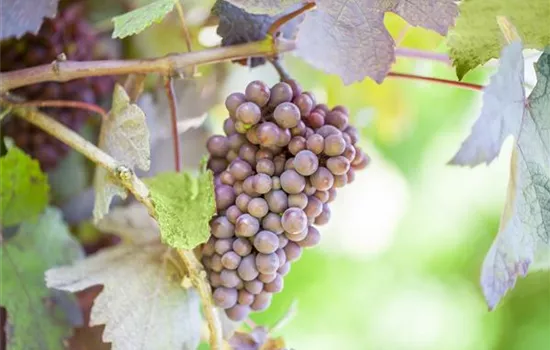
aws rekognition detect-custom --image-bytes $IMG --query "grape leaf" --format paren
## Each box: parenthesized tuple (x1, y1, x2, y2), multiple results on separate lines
(449, 41, 525, 166)
(213, 0, 304, 67)
(447, 0, 550, 80)
(223, 0, 299, 15)
(1, 207, 84, 349)
(0, 146, 49, 227)
(46, 242, 201, 350)
(144, 171, 216, 249)
(0, 0, 59, 40)
(95, 202, 160, 244)
(224, 0, 458, 84)
(112, 0, 177, 39)
(93, 84, 150, 223)
(452, 44, 550, 309)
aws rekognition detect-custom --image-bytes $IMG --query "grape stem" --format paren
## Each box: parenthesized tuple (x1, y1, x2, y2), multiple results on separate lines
(164, 77, 182, 172)
(0, 37, 296, 93)
(387, 72, 483, 91)
(2, 99, 224, 350)
(123, 74, 146, 102)
(6, 99, 109, 119)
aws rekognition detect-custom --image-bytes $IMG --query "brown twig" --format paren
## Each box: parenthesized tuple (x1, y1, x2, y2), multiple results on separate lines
(0, 38, 296, 93)
(164, 77, 182, 172)
(174, 1, 193, 54)
(268, 1, 317, 36)
(7, 99, 109, 119)
(387, 72, 484, 91)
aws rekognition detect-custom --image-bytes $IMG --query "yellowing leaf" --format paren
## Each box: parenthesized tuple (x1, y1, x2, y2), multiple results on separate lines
(447, 0, 550, 79)
(112, 0, 176, 39)
(1, 208, 83, 349)
(0, 146, 49, 227)
(144, 171, 216, 249)
(46, 243, 201, 350)
(93, 84, 150, 222)
(452, 44, 550, 308)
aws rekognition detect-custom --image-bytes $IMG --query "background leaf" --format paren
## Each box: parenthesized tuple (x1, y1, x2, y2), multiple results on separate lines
(144, 171, 215, 249)
(1, 208, 84, 349)
(0, 0, 59, 40)
(447, 0, 550, 79)
(221, 0, 299, 15)
(112, 0, 176, 39)
(46, 243, 201, 350)
(93, 84, 150, 222)
(0, 146, 49, 227)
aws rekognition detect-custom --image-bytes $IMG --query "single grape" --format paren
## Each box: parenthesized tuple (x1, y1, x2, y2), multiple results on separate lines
(245, 80, 270, 107)
(293, 150, 319, 176)
(272, 176, 281, 190)
(229, 159, 253, 181)
(210, 254, 223, 272)
(238, 290, 255, 306)
(234, 120, 248, 134)
(225, 205, 243, 224)
(278, 234, 289, 249)
(298, 226, 321, 248)
(304, 112, 324, 129)
(224, 118, 236, 135)
(304, 181, 317, 196)
(225, 304, 250, 321)
(235, 214, 260, 237)
(215, 185, 235, 211)
(242, 176, 258, 197)
(347, 168, 356, 184)
(275, 248, 286, 266)
(256, 158, 275, 176)
(317, 125, 341, 138)
(314, 190, 329, 203)
(284, 157, 295, 171)
(327, 155, 351, 175)
(219, 171, 235, 186)
(211, 216, 234, 239)
(236, 101, 261, 125)
(237, 255, 259, 281)
(288, 193, 308, 209)
(342, 144, 356, 161)
(247, 197, 269, 218)
(274, 102, 300, 129)
(283, 242, 302, 262)
(327, 188, 337, 203)
(306, 134, 324, 155)
(273, 155, 286, 176)
(254, 230, 279, 254)
(244, 279, 264, 295)
(258, 272, 277, 283)
(342, 132, 352, 145)
(215, 238, 234, 255)
(246, 126, 260, 145)
(251, 292, 272, 311)
(269, 82, 293, 108)
(239, 143, 258, 167)
(207, 135, 229, 157)
(288, 136, 306, 155)
(202, 236, 216, 256)
(209, 272, 222, 287)
(262, 212, 284, 234)
(208, 158, 228, 174)
(325, 110, 349, 130)
(256, 253, 279, 274)
(293, 93, 314, 116)
(275, 128, 292, 148)
(255, 148, 274, 161)
(257, 122, 280, 147)
(344, 125, 359, 144)
(323, 134, 346, 156)
(265, 190, 289, 214)
(235, 193, 252, 212)
(221, 251, 242, 270)
(315, 204, 331, 225)
(225, 92, 246, 118)
(228, 133, 246, 150)
(213, 287, 238, 308)
(290, 120, 307, 137)
(333, 174, 348, 188)
(233, 237, 253, 256)
(264, 274, 284, 293)
(220, 269, 240, 288)
(252, 173, 272, 194)
(310, 167, 334, 191)
(277, 262, 291, 276)
(304, 195, 323, 219)
(286, 227, 308, 242)
(281, 207, 308, 234)
(280, 169, 306, 194)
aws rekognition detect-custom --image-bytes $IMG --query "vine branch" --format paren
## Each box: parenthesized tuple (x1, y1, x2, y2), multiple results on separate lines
(0, 38, 296, 93)
(8, 99, 108, 119)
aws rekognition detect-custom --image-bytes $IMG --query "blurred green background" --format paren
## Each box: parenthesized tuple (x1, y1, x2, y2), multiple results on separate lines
(195, 12, 550, 350)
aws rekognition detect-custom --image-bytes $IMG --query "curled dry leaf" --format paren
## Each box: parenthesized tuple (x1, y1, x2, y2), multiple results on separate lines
(93, 84, 151, 223)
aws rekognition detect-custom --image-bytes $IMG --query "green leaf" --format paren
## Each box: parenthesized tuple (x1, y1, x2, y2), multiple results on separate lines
(144, 171, 216, 249)
(46, 242, 201, 350)
(93, 84, 150, 222)
(1, 207, 84, 349)
(0, 146, 49, 227)
(112, 0, 177, 39)
(447, 0, 550, 79)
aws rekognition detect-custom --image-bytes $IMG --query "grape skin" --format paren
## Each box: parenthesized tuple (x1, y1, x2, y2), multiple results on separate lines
(264, 274, 284, 293)
(281, 207, 308, 234)
(233, 237, 253, 257)
(215, 238, 234, 255)
(283, 242, 302, 262)
(225, 92, 246, 118)
(211, 216, 234, 238)
(256, 159, 275, 176)
(236, 101, 261, 125)
(306, 134, 324, 154)
(293, 150, 319, 176)
(289, 136, 306, 155)
(280, 169, 306, 194)
(323, 134, 346, 156)
(238, 290, 255, 306)
(310, 167, 334, 191)
(245, 80, 270, 107)
(262, 212, 284, 234)
(207, 135, 229, 157)
(247, 197, 269, 218)
(253, 230, 279, 254)
(256, 253, 280, 274)
(251, 292, 272, 311)
(274, 102, 300, 129)
(327, 155, 351, 175)
(235, 193, 252, 212)
(265, 190, 288, 214)
(225, 304, 250, 321)
(269, 82, 293, 108)
(213, 287, 238, 309)
(237, 255, 259, 281)
(225, 205, 242, 224)
(235, 214, 260, 237)
(257, 122, 280, 147)
(258, 272, 277, 283)
(298, 226, 321, 248)
(288, 193, 308, 209)
(221, 251, 242, 270)
(244, 279, 264, 294)
(220, 269, 240, 288)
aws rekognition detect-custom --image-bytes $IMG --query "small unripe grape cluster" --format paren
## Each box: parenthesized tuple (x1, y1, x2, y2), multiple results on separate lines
(203, 79, 369, 321)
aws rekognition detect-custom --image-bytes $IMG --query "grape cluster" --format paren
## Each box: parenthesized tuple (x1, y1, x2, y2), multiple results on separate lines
(203, 80, 369, 321)
(0, 2, 114, 170)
